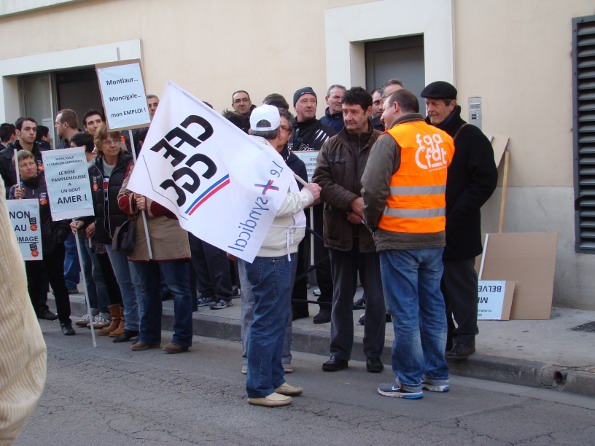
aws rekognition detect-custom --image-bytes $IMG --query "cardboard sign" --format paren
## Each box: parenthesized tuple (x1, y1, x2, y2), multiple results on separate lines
(127, 81, 295, 263)
(96, 59, 151, 131)
(41, 147, 94, 220)
(293, 151, 319, 182)
(7, 199, 43, 260)
(479, 232, 558, 320)
(477, 280, 515, 320)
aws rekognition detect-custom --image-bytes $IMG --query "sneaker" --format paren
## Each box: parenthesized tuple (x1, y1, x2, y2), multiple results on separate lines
(89, 315, 111, 329)
(358, 313, 365, 326)
(209, 298, 232, 310)
(312, 288, 321, 296)
(422, 379, 449, 393)
(377, 381, 423, 399)
(275, 383, 303, 396)
(446, 343, 476, 360)
(196, 296, 215, 307)
(283, 364, 294, 374)
(353, 297, 366, 310)
(75, 314, 91, 327)
(232, 286, 241, 298)
(247, 392, 292, 407)
(241, 365, 247, 375)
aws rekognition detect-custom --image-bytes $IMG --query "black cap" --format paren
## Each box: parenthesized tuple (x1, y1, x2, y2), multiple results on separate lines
(293, 87, 317, 106)
(420, 81, 457, 100)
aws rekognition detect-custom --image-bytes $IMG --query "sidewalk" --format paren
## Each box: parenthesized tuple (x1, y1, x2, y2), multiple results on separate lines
(63, 287, 595, 398)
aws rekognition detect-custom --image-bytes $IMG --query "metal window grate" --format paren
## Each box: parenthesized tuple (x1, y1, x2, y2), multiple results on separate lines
(573, 15, 595, 252)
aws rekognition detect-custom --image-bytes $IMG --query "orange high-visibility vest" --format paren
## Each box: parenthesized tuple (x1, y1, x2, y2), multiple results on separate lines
(378, 120, 455, 234)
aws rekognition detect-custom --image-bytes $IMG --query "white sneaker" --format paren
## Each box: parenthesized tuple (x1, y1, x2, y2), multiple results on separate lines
(90, 315, 111, 329)
(75, 314, 91, 328)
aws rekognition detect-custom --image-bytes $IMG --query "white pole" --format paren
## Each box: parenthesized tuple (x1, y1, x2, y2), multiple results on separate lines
(72, 221, 97, 348)
(478, 233, 490, 280)
(128, 129, 153, 259)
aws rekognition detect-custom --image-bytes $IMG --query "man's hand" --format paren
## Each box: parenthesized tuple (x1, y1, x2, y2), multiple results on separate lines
(14, 186, 25, 199)
(351, 197, 364, 218)
(304, 183, 321, 203)
(70, 220, 84, 234)
(347, 212, 363, 225)
(85, 222, 96, 238)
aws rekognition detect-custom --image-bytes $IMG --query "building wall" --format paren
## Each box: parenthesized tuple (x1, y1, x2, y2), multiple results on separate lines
(454, 0, 595, 309)
(1, 0, 595, 309)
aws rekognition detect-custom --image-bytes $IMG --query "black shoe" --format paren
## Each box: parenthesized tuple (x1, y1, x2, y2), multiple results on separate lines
(161, 291, 173, 301)
(358, 313, 365, 326)
(322, 356, 348, 372)
(113, 329, 139, 343)
(313, 309, 331, 324)
(39, 309, 58, 321)
(292, 312, 309, 321)
(446, 343, 476, 360)
(61, 323, 75, 336)
(366, 357, 384, 373)
(386, 313, 392, 323)
(353, 297, 366, 310)
(67, 287, 78, 295)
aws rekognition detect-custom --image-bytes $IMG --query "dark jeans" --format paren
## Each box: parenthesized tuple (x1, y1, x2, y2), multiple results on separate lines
(329, 246, 385, 360)
(26, 243, 71, 325)
(95, 252, 122, 306)
(63, 233, 80, 289)
(130, 260, 193, 347)
(441, 258, 479, 347)
(313, 204, 332, 310)
(78, 233, 109, 314)
(189, 234, 232, 301)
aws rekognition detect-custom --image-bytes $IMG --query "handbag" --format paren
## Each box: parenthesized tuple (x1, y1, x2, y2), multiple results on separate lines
(112, 217, 136, 255)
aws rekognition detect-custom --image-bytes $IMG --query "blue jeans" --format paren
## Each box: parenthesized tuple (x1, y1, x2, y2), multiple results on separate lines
(63, 233, 80, 289)
(379, 248, 449, 392)
(106, 244, 140, 331)
(239, 259, 294, 366)
(129, 260, 193, 347)
(240, 254, 295, 398)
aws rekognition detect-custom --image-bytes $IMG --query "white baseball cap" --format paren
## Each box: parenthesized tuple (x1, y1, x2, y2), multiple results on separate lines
(249, 104, 280, 132)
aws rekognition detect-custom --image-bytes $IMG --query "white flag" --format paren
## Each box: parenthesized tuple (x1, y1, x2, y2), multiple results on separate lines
(127, 81, 293, 262)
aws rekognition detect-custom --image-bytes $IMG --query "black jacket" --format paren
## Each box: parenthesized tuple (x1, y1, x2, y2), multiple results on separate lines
(428, 106, 498, 260)
(87, 152, 133, 244)
(313, 123, 381, 253)
(9, 173, 70, 255)
(0, 140, 49, 197)
(288, 118, 336, 152)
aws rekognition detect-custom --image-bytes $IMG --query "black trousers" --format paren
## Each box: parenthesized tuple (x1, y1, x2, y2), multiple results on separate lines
(25, 243, 71, 325)
(291, 238, 309, 317)
(189, 234, 232, 302)
(441, 258, 478, 347)
(329, 246, 385, 360)
(313, 204, 333, 310)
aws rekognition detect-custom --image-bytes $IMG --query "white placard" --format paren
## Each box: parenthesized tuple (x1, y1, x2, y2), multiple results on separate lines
(293, 151, 319, 182)
(127, 81, 295, 263)
(477, 280, 507, 320)
(96, 59, 151, 131)
(7, 199, 43, 260)
(41, 147, 94, 220)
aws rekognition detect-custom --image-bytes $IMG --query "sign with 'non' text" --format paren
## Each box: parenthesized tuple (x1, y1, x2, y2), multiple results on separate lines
(41, 147, 94, 220)
(127, 81, 294, 262)
(96, 59, 151, 131)
(7, 199, 43, 260)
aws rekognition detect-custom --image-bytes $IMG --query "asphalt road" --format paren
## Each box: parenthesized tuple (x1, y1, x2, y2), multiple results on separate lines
(14, 319, 595, 446)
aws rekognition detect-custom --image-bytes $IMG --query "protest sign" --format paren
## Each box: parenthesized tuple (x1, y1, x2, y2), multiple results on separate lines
(127, 81, 294, 262)
(96, 59, 151, 131)
(7, 199, 43, 260)
(477, 280, 515, 320)
(293, 151, 318, 182)
(41, 147, 94, 220)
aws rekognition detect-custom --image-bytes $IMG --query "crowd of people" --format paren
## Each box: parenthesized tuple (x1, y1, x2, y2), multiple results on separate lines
(0, 78, 497, 407)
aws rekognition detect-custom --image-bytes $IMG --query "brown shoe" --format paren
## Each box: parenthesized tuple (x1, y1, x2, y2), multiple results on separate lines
(275, 382, 303, 396)
(130, 341, 161, 351)
(162, 342, 189, 354)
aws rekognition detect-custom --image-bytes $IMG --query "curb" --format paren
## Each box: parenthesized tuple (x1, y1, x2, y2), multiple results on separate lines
(66, 299, 595, 398)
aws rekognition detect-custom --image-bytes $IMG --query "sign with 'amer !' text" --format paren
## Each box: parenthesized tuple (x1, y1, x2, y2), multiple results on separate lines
(96, 59, 151, 131)
(41, 147, 94, 220)
(127, 81, 294, 262)
(7, 199, 42, 260)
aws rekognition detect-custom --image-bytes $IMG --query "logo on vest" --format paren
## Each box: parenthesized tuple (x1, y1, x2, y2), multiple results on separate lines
(415, 133, 447, 170)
